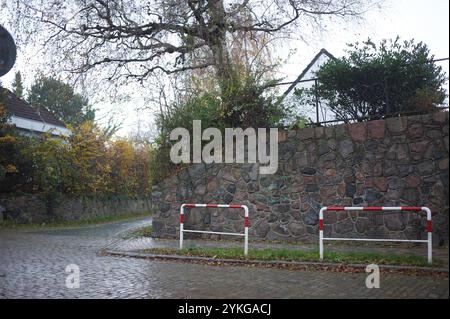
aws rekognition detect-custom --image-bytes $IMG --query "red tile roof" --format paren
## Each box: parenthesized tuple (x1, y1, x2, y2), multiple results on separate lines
(3, 88, 66, 128)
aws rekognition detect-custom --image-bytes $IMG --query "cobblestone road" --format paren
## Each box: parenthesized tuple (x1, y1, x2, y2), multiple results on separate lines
(0, 218, 448, 299)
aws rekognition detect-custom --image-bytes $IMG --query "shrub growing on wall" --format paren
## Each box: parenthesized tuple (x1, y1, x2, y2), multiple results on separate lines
(150, 72, 288, 183)
(219, 71, 286, 128)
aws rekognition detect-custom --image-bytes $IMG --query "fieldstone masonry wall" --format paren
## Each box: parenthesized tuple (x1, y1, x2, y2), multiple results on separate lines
(151, 111, 449, 245)
(0, 194, 152, 223)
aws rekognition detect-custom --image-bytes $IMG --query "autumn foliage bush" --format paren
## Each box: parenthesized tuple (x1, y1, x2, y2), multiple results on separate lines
(0, 116, 152, 196)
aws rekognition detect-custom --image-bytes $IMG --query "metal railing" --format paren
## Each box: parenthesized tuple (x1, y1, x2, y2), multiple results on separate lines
(319, 206, 433, 264)
(180, 203, 249, 255)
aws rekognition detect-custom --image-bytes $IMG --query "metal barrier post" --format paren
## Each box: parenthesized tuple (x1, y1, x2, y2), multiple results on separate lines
(423, 207, 433, 264)
(180, 204, 185, 250)
(319, 206, 432, 264)
(319, 207, 325, 261)
(179, 204, 250, 256)
(244, 205, 249, 256)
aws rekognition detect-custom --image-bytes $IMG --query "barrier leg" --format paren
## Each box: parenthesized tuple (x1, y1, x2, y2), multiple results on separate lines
(180, 223, 184, 250)
(424, 207, 432, 264)
(319, 230, 323, 260)
(244, 206, 249, 256)
(180, 205, 184, 250)
(319, 208, 325, 260)
(244, 227, 248, 256)
(428, 232, 432, 264)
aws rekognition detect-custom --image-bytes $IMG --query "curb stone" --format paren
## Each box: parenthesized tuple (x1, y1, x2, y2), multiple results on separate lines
(102, 249, 449, 276)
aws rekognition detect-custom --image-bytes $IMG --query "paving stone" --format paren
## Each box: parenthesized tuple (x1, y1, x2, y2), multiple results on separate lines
(0, 218, 448, 299)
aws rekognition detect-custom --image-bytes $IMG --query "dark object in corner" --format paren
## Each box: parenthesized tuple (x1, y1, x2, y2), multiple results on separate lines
(0, 204, 6, 221)
(0, 25, 17, 77)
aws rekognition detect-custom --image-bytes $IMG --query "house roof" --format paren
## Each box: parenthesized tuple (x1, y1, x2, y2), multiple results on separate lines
(3, 88, 66, 128)
(283, 48, 336, 97)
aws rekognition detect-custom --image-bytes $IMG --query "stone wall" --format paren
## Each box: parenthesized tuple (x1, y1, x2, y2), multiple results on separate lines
(0, 194, 152, 223)
(151, 111, 449, 246)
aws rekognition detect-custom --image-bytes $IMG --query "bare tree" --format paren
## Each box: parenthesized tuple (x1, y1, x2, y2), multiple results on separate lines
(3, 0, 376, 93)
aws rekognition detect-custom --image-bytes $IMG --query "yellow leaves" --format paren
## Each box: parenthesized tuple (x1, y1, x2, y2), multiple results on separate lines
(108, 138, 137, 194)
(110, 139, 134, 169)
(0, 136, 19, 173)
(65, 122, 110, 195)
(0, 104, 6, 118)
(0, 135, 17, 145)
(5, 164, 17, 173)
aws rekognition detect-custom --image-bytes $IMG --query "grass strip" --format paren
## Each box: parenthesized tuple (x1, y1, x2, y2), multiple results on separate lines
(143, 247, 442, 267)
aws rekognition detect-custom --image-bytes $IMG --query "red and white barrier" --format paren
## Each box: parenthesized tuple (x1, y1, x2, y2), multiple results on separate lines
(180, 204, 249, 255)
(319, 206, 433, 264)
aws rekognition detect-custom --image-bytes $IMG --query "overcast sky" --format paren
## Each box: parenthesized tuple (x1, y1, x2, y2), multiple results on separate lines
(1, 0, 449, 137)
(279, 0, 449, 79)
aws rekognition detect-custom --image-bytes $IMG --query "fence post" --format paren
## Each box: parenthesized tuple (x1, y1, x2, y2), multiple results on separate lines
(423, 207, 433, 264)
(179, 204, 184, 250)
(319, 207, 325, 260)
(244, 205, 249, 256)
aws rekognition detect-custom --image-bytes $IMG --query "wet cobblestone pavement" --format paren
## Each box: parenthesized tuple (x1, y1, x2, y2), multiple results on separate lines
(0, 217, 448, 299)
(116, 236, 450, 268)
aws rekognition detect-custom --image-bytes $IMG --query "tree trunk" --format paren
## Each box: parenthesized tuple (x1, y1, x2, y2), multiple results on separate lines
(207, 0, 233, 92)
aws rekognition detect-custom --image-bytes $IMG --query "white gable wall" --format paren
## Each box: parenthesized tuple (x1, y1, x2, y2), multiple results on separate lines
(284, 53, 336, 124)
(9, 116, 71, 137)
